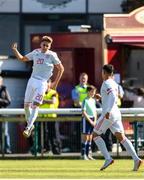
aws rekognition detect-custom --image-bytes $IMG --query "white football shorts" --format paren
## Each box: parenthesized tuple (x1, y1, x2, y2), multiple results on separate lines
(24, 77, 47, 104)
(93, 111, 124, 135)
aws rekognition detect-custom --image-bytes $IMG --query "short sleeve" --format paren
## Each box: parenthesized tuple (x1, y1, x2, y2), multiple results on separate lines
(82, 99, 87, 111)
(51, 52, 61, 65)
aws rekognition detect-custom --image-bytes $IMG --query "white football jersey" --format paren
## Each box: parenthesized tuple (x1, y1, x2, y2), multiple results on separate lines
(25, 49, 61, 81)
(100, 78, 119, 115)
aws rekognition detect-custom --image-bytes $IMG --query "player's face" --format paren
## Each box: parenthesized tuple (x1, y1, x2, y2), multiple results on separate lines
(40, 41, 51, 53)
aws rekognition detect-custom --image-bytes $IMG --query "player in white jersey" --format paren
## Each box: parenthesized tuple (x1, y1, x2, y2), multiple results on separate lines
(93, 64, 142, 171)
(11, 36, 64, 138)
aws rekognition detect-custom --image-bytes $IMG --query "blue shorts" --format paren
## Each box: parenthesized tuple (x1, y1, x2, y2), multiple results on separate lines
(81, 117, 94, 135)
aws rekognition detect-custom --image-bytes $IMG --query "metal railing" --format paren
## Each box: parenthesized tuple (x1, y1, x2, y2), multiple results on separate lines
(0, 108, 144, 157)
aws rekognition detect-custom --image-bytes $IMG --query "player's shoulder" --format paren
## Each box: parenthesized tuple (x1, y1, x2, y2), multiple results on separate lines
(104, 79, 115, 86)
(103, 79, 115, 90)
(103, 80, 110, 87)
(47, 50, 57, 56)
(32, 48, 41, 54)
(106, 80, 119, 92)
(34, 48, 40, 52)
(83, 97, 87, 102)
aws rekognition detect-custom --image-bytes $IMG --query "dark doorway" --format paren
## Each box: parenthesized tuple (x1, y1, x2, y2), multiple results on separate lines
(73, 48, 95, 85)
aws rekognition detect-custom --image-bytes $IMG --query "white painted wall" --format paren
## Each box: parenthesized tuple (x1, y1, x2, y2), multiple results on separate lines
(0, 59, 29, 107)
(88, 0, 123, 13)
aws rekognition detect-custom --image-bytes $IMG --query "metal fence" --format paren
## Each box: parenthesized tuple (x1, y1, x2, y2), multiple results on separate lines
(0, 108, 144, 157)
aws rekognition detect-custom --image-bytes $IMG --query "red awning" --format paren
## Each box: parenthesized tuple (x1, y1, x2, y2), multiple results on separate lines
(105, 34, 144, 47)
(111, 35, 144, 43)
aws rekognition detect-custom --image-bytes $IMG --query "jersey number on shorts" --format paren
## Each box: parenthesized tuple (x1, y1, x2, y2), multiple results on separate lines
(35, 93, 43, 101)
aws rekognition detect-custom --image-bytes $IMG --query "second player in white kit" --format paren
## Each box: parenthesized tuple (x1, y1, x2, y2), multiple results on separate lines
(93, 64, 142, 171)
(11, 36, 64, 138)
(94, 77, 123, 135)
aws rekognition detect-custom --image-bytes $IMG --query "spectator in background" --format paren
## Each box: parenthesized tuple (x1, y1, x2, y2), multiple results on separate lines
(71, 73, 89, 152)
(124, 87, 144, 108)
(124, 87, 144, 145)
(72, 73, 88, 108)
(0, 76, 11, 153)
(81, 85, 97, 160)
(117, 84, 124, 107)
(40, 79, 61, 154)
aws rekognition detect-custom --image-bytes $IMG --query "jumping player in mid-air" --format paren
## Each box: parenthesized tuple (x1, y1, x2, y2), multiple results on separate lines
(93, 64, 142, 171)
(11, 36, 64, 138)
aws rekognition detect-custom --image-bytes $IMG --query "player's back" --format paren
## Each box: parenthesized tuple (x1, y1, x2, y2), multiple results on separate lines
(101, 79, 119, 114)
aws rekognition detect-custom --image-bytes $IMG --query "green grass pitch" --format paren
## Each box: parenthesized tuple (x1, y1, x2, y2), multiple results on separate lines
(0, 159, 143, 179)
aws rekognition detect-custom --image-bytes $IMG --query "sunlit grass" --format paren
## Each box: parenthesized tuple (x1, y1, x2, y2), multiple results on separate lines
(0, 159, 143, 179)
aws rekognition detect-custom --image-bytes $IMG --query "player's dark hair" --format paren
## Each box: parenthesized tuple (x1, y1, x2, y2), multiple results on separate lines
(103, 64, 114, 75)
(87, 85, 96, 92)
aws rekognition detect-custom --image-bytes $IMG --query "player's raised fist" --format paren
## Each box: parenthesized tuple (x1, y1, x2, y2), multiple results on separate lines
(11, 42, 18, 50)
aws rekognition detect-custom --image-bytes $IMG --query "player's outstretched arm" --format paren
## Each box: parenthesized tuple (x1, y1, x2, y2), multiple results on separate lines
(11, 42, 28, 62)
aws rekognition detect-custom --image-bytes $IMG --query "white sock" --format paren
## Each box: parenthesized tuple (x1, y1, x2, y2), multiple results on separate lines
(24, 105, 31, 122)
(89, 142, 92, 156)
(94, 136, 111, 160)
(121, 137, 139, 161)
(27, 105, 39, 129)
